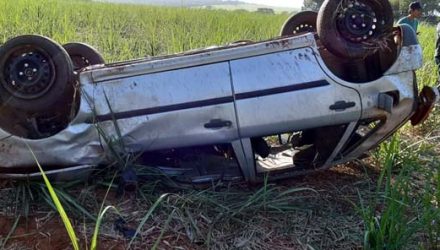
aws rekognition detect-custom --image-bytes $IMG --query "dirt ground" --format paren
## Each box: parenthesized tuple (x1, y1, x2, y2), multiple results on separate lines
(0, 160, 384, 250)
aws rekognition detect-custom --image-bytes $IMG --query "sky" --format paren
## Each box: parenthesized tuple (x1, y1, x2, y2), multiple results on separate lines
(237, 0, 303, 8)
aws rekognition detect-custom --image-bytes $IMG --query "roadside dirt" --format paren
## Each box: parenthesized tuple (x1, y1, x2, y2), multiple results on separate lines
(0, 162, 380, 250)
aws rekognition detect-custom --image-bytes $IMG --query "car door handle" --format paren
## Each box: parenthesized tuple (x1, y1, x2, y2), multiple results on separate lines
(204, 119, 232, 129)
(329, 100, 356, 111)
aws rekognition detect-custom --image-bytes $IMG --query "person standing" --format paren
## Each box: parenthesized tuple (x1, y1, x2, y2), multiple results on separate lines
(397, 1, 423, 33)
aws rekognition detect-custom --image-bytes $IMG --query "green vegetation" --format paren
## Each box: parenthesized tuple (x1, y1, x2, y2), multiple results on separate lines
(0, 0, 286, 62)
(418, 25, 439, 87)
(0, 0, 439, 249)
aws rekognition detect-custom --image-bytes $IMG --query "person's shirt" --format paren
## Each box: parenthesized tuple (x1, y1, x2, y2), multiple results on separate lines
(397, 16, 419, 33)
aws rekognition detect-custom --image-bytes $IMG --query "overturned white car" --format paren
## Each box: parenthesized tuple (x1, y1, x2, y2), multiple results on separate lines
(0, 0, 437, 183)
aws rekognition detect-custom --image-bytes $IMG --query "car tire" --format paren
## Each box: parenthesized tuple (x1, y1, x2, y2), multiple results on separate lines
(0, 35, 74, 112)
(280, 11, 318, 36)
(63, 42, 105, 71)
(317, 0, 393, 59)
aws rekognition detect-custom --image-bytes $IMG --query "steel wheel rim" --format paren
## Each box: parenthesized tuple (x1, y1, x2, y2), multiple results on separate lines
(293, 23, 315, 35)
(336, 0, 379, 43)
(2, 47, 55, 99)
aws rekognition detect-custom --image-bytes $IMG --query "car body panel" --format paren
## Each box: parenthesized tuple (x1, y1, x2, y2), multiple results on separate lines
(83, 62, 240, 151)
(230, 48, 361, 137)
(0, 123, 103, 170)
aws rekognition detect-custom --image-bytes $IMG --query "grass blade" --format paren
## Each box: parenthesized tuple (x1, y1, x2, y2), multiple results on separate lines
(25, 143, 79, 250)
(91, 171, 119, 250)
(91, 205, 119, 250)
(152, 209, 176, 250)
(0, 215, 20, 249)
(128, 193, 169, 248)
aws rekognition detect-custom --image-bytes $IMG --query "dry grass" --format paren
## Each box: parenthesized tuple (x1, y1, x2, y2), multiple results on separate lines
(0, 162, 380, 249)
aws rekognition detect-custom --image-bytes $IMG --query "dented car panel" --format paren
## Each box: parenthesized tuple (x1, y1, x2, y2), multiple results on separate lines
(0, 24, 432, 182)
(0, 123, 104, 170)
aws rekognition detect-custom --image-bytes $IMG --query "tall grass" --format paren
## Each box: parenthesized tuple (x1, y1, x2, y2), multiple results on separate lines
(0, 0, 286, 62)
(358, 132, 440, 249)
(358, 136, 417, 249)
(416, 25, 438, 88)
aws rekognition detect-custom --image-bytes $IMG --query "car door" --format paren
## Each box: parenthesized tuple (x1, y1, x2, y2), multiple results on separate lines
(84, 61, 239, 152)
(229, 47, 362, 139)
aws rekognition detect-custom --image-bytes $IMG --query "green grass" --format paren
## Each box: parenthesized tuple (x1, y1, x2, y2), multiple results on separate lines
(358, 135, 418, 249)
(0, 0, 439, 249)
(416, 25, 438, 87)
(0, 0, 286, 62)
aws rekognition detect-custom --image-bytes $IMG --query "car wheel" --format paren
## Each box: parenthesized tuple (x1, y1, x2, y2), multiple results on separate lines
(63, 42, 105, 71)
(280, 11, 318, 36)
(317, 0, 393, 59)
(0, 35, 74, 112)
